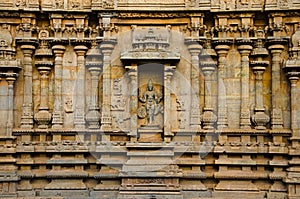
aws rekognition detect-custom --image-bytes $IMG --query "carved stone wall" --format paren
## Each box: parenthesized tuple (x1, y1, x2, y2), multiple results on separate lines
(1, 1, 300, 199)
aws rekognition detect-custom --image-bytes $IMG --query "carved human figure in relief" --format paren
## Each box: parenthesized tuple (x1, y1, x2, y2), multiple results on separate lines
(138, 79, 163, 125)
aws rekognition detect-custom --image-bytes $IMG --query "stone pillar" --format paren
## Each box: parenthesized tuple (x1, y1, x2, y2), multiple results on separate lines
(283, 72, 300, 199)
(74, 45, 88, 129)
(268, 43, 285, 129)
(126, 65, 138, 141)
(20, 44, 36, 128)
(85, 42, 102, 130)
(186, 40, 202, 130)
(164, 65, 175, 141)
(251, 62, 270, 130)
(100, 40, 116, 131)
(284, 27, 300, 199)
(201, 63, 217, 129)
(290, 76, 300, 134)
(34, 39, 53, 129)
(34, 65, 52, 129)
(237, 40, 252, 129)
(6, 76, 16, 136)
(86, 66, 101, 129)
(215, 43, 230, 129)
(52, 45, 65, 128)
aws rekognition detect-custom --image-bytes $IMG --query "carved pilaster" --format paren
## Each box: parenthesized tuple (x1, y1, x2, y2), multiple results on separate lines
(52, 44, 65, 129)
(126, 65, 138, 141)
(34, 37, 53, 129)
(237, 40, 253, 129)
(268, 42, 285, 129)
(185, 39, 202, 130)
(251, 38, 270, 130)
(19, 43, 36, 128)
(284, 28, 300, 137)
(6, 77, 16, 136)
(214, 41, 231, 129)
(100, 39, 116, 131)
(74, 45, 88, 129)
(85, 42, 102, 129)
(164, 65, 176, 141)
(201, 63, 217, 129)
(0, 25, 21, 135)
(283, 62, 300, 199)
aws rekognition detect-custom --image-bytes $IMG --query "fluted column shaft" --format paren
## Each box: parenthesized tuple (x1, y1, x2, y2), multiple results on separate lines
(52, 45, 65, 128)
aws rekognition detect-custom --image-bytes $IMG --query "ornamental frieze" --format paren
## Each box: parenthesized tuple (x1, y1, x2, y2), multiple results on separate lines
(0, 0, 298, 11)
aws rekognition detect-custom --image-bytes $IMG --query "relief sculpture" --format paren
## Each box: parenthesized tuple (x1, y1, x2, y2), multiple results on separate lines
(2, 2, 300, 199)
(137, 79, 163, 126)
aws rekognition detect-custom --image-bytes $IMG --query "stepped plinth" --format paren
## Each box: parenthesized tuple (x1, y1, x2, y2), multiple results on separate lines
(118, 142, 183, 198)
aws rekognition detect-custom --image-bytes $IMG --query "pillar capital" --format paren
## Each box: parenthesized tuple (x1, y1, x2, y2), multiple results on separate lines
(52, 45, 66, 56)
(74, 45, 88, 56)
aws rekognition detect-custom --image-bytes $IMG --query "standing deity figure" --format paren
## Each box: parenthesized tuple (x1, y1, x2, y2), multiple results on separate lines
(138, 79, 163, 125)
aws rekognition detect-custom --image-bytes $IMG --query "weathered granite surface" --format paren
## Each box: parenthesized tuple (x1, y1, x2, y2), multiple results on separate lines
(0, 0, 300, 198)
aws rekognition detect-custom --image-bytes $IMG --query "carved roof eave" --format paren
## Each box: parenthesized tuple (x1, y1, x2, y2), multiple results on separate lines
(120, 50, 180, 62)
